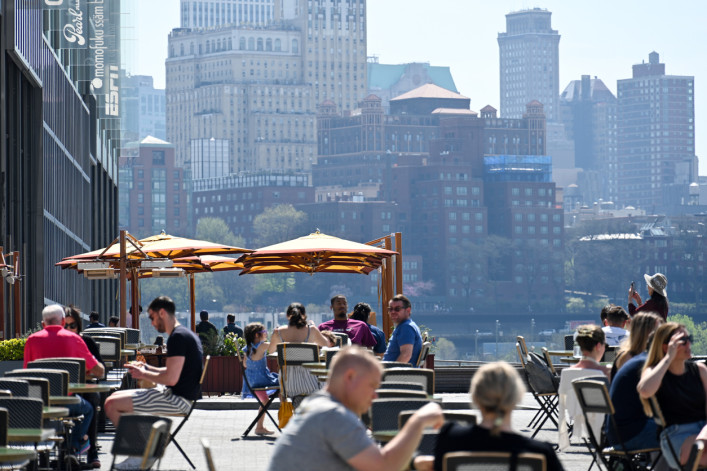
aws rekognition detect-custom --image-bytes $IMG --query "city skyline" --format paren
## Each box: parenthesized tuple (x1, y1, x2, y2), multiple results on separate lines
(135, 1, 707, 175)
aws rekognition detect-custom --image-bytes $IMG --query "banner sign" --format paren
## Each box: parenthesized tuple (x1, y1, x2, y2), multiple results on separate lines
(58, 0, 87, 49)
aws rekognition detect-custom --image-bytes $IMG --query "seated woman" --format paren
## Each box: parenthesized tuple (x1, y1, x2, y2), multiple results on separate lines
(638, 322, 707, 469)
(244, 322, 279, 436)
(571, 324, 610, 377)
(414, 361, 564, 471)
(611, 312, 663, 376)
(268, 303, 329, 407)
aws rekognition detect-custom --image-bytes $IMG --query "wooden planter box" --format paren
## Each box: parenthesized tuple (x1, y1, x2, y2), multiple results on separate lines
(202, 356, 243, 395)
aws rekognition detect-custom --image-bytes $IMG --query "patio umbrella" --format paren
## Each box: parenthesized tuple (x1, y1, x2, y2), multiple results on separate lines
(236, 231, 397, 275)
(58, 231, 251, 329)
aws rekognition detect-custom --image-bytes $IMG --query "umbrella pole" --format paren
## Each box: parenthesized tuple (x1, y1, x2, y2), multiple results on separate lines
(189, 273, 196, 332)
(119, 230, 127, 327)
(131, 271, 139, 329)
(395, 232, 403, 295)
(383, 237, 395, 339)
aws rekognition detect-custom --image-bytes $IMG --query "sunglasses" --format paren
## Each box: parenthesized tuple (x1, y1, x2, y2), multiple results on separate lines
(389, 306, 406, 312)
(665, 334, 693, 344)
(65, 322, 77, 329)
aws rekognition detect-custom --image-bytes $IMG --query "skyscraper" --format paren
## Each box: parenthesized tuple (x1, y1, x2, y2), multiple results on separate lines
(617, 52, 697, 212)
(167, 0, 367, 173)
(498, 8, 560, 121)
(180, 0, 276, 29)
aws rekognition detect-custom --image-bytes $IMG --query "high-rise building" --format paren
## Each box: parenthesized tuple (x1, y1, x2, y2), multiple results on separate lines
(122, 75, 166, 142)
(167, 0, 367, 173)
(559, 75, 617, 205)
(1, 3, 121, 328)
(180, 0, 276, 29)
(617, 52, 697, 213)
(498, 8, 560, 121)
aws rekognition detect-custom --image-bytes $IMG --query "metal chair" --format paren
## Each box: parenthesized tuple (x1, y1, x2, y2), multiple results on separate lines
(159, 355, 210, 470)
(644, 395, 697, 471)
(399, 409, 477, 456)
(90, 336, 121, 372)
(375, 389, 428, 399)
(110, 415, 172, 471)
(573, 379, 661, 471)
(124, 328, 141, 345)
(330, 332, 349, 347)
(201, 437, 217, 471)
(381, 361, 413, 369)
(382, 368, 435, 395)
(369, 398, 431, 434)
(34, 357, 87, 382)
(442, 451, 547, 471)
(276, 343, 320, 403)
(416, 341, 432, 368)
(0, 406, 36, 466)
(541, 347, 558, 375)
(5, 369, 69, 397)
(4, 377, 50, 406)
(236, 346, 280, 438)
(29, 359, 84, 384)
(323, 349, 339, 368)
(520, 352, 559, 438)
(565, 334, 575, 351)
(0, 379, 29, 398)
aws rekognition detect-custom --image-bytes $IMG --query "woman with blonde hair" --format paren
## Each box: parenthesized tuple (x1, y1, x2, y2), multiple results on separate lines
(414, 361, 564, 471)
(638, 322, 707, 469)
(611, 312, 662, 375)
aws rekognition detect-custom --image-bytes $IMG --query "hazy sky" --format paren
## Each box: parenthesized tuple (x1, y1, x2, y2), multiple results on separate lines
(134, 1, 707, 174)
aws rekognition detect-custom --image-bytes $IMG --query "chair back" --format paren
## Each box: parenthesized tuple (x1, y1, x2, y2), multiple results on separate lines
(29, 359, 84, 384)
(378, 381, 425, 392)
(125, 328, 141, 345)
(375, 389, 428, 399)
(324, 349, 339, 369)
(517, 336, 529, 357)
(0, 379, 29, 398)
(564, 334, 575, 351)
(91, 336, 121, 368)
(369, 398, 431, 433)
(34, 357, 87, 382)
(382, 368, 435, 395)
(0, 407, 8, 447)
(331, 332, 349, 347)
(416, 342, 431, 368)
(686, 441, 705, 471)
(6, 369, 68, 396)
(111, 415, 173, 469)
(381, 361, 413, 369)
(442, 451, 547, 471)
(540, 347, 557, 375)
(276, 343, 320, 367)
(571, 379, 613, 415)
(84, 329, 126, 352)
(644, 395, 667, 428)
(201, 437, 217, 471)
(602, 346, 618, 363)
(4, 377, 50, 406)
(516, 343, 527, 367)
(0, 398, 43, 429)
(200, 356, 210, 386)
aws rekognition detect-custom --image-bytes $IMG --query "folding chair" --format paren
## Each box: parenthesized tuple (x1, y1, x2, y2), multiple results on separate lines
(382, 368, 435, 395)
(110, 415, 172, 471)
(330, 332, 349, 347)
(378, 382, 425, 392)
(573, 379, 661, 471)
(4, 377, 50, 406)
(236, 347, 280, 438)
(416, 342, 432, 368)
(5, 369, 69, 398)
(643, 395, 703, 471)
(520, 352, 559, 438)
(160, 355, 210, 470)
(541, 347, 558, 375)
(602, 346, 618, 364)
(276, 343, 320, 408)
(0, 379, 30, 398)
(323, 349, 339, 368)
(369, 398, 432, 435)
(381, 361, 413, 369)
(201, 437, 217, 471)
(90, 336, 121, 372)
(442, 451, 547, 471)
(565, 334, 575, 351)
(399, 410, 477, 456)
(375, 389, 428, 399)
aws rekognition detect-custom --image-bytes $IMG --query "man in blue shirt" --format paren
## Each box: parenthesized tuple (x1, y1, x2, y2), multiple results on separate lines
(383, 294, 422, 366)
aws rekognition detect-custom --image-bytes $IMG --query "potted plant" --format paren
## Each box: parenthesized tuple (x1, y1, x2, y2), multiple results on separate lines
(0, 337, 27, 374)
(201, 332, 245, 395)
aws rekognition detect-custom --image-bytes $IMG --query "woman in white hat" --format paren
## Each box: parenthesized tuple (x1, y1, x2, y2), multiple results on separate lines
(628, 273, 669, 320)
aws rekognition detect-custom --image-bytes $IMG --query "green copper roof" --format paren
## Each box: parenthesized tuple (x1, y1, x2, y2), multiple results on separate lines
(368, 63, 458, 93)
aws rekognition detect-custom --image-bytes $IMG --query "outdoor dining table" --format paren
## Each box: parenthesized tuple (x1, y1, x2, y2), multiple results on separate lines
(43, 406, 69, 419)
(7, 427, 55, 443)
(68, 382, 111, 394)
(372, 430, 398, 442)
(49, 396, 81, 406)
(0, 446, 36, 464)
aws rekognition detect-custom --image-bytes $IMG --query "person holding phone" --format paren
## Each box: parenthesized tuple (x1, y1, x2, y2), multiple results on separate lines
(629, 273, 669, 320)
(637, 323, 707, 469)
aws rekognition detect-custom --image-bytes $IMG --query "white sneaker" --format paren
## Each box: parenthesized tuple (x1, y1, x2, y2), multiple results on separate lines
(113, 457, 144, 470)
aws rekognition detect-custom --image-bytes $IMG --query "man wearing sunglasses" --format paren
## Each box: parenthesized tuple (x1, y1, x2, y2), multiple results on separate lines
(383, 294, 422, 366)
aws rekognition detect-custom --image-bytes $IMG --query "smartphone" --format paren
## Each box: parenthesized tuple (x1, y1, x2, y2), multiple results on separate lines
(630, 281, 635, 293)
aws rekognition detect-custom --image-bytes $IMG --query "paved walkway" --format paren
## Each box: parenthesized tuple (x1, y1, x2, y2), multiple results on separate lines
(94, 393, 594, 470)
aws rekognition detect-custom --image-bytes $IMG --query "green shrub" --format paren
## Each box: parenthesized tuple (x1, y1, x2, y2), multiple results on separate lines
(0, 338, 26, 361)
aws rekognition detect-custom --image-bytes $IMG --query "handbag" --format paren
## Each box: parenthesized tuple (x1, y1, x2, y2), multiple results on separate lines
(278, 343, 294, 428)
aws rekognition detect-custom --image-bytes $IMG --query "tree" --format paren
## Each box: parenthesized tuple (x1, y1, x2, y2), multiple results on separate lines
(435, 337, 458, 361)
(252, 204, 308, 247)
(196, 217, 244, 247)
(668, 314, 707, 356)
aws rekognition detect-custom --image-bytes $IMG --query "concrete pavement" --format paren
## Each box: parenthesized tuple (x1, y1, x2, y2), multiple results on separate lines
(94, 393, 594, 470)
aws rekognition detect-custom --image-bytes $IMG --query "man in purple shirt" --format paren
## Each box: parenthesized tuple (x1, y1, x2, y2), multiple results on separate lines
(318, 295, 377, 349)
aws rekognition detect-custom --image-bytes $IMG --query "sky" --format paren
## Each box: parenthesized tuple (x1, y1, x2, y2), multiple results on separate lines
(133, 0, 707, 174)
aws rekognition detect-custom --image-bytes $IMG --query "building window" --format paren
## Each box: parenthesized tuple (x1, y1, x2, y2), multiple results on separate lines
(152, 151, 165, 165)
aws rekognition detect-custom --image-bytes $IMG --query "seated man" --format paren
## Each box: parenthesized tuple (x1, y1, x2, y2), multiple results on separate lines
(318, 295, 377, 349)
(602, 305, 629, 347)
(268, 346, 443, 471)
(223, 313, 243, 338)
(383, 294, 423, 366)
(104, 296, 203, 426)
(85, 311, 105, 329)
(23, 304, 104, 461)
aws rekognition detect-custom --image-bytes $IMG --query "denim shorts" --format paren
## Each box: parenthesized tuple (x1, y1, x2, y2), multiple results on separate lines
(659, 420, 706, 470)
